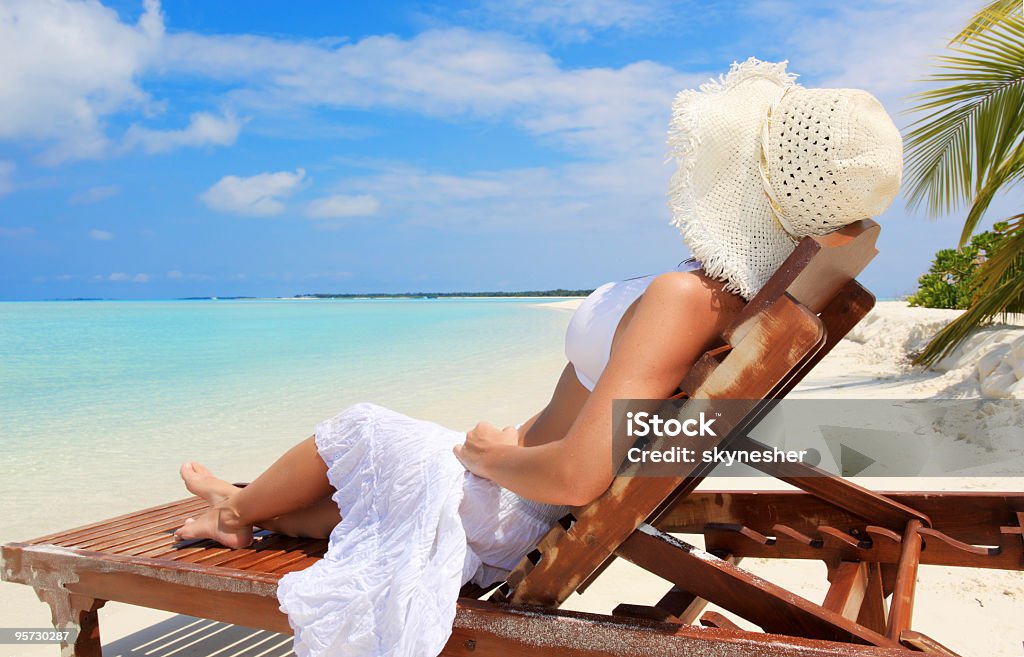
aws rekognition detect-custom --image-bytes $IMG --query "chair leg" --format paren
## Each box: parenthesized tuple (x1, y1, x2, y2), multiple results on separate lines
(36, 589, 105, 657)
(886, 519, 923, 640)
(822, 561, 868, 620)
(856, 562, 888, 635)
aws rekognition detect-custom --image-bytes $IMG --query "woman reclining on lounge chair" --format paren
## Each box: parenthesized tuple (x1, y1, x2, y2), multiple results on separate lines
(171, 58, 903, 657)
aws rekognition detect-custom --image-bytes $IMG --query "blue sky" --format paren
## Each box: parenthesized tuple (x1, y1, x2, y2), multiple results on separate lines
(0, 0, 1014, 300)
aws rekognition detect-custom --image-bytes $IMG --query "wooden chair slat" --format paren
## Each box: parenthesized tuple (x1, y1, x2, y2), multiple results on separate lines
(44, 499, 205, 547)
(26, 497, 202, 544)
(75, 513, 198, 552)
(270, 555, 325, 575)
(210, 536, 320, 571)
(106, 529, 196, 556)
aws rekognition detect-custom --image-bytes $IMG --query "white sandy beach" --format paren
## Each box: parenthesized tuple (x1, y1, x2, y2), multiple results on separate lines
(3, 301, 1023, 656)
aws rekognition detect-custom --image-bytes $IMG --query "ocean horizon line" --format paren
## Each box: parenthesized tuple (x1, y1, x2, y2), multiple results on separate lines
(1, 293, 914, 303)
(0, 289, 600, 303)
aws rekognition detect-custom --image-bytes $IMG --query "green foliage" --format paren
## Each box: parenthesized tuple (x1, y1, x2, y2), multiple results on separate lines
(907, 225, 1007, 309)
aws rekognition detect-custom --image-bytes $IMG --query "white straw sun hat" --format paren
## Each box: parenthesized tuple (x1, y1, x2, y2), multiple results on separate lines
(668, 57, 903, 300)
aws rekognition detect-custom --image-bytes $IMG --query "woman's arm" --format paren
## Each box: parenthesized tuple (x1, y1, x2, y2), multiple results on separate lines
(454, 271, 744, 506)
(512, 361, 591, 445)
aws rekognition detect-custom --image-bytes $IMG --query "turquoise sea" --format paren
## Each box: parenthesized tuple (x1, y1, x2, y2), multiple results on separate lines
(0, 298, 573, 543)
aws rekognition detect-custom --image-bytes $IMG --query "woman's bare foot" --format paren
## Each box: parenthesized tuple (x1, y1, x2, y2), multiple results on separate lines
(173, 504, 253, 548)
(180, 461, 240, 506)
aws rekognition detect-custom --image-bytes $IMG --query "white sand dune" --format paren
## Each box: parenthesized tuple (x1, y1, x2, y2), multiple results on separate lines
(3, 301, 1022, 656)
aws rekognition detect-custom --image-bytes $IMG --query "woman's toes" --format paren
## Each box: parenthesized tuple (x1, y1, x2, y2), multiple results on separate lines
(171, 509, 252, 548)
(173, 517, 195, 540)
(179, 462, 238, 505)
(189, 461, 213, 477)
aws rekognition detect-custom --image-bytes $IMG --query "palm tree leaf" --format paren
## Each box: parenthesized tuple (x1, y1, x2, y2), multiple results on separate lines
(976, 214, 1024, 299)
(959, 142, 1024, 245)
(953, 0, 1022, 44)
(904, 15, 1024, 219)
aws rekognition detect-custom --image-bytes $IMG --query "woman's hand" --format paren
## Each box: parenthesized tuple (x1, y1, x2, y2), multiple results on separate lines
(453, 421, 520, 479)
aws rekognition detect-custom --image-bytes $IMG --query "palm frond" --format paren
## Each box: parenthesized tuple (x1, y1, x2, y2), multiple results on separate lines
(915, 213, 1024, 366)
(903, 15, 1024, 224)
(975, 214, 1024, 304)
(960, 141, 1024, 245)
(953, 0, 1022, 44)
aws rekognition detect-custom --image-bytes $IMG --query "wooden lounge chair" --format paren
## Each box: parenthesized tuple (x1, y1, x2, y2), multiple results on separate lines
(4, 219, 1023, 657)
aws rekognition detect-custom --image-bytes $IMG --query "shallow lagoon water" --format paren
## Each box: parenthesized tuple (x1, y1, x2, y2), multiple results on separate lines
(0, 298, 572, 542)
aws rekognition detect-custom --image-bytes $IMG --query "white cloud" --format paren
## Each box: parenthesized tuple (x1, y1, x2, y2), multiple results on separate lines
(122, 109, 242, 154)
(0, 3, 694, 164)
(0, 0, 978, 184)
(305, 194, 380, 219)
(0, 0, 164, 163)
(108, 272, 149, 282)
(0, 0, 239, 162)
(160, 28, 693, 160)
(199, 168, 306, 216)
(89, 229, 115, 241)
(69, 185, 121, 205)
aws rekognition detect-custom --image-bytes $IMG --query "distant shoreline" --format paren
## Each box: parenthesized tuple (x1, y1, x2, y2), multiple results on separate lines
(285, 289, 595, 300)
(25, 290, 595, 302)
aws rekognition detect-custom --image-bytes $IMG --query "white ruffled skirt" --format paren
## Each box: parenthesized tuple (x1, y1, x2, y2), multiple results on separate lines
(276, 402, 570, 657)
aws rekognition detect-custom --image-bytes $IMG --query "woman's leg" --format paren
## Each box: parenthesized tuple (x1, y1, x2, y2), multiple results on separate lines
(173, 435, 335, 547)
(180, 461, 341, 539)
(258, 495, 341, 539)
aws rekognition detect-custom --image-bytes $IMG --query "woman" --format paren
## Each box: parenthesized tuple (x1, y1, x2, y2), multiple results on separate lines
(173, 58, 903, 657)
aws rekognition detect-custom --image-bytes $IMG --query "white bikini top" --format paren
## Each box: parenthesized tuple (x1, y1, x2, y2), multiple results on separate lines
(564, 259, 702, 391)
